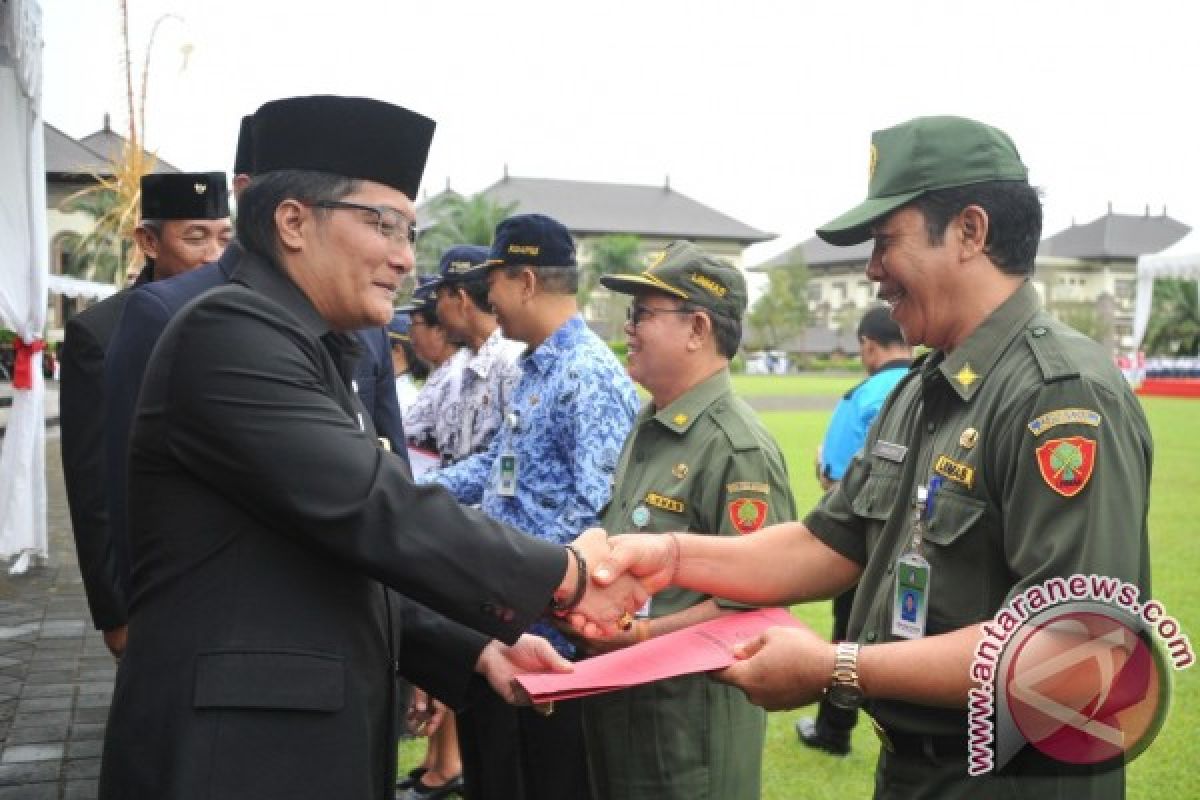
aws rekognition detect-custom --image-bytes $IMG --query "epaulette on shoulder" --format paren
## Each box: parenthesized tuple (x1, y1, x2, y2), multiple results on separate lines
(1025, 322, 1081, 384)
(711, 399, 759, 451)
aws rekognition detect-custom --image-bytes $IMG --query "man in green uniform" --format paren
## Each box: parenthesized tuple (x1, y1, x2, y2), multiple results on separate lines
(594, 117, 1152, 799)
(580, 240, 796, 800)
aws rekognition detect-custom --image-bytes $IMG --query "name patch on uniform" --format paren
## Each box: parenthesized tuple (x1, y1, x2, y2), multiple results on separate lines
(726, 481, 770, 495)
(933, 455, 975, 489)
(1027, 408, 1102, 437)
(644, 491, 686, 514)
(871, 440, 908, 463)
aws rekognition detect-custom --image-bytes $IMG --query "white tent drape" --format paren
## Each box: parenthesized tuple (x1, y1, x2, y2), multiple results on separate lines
(1134, 229, 1200, 350)
(47, 273, 118, 302)
(0, 0, 48, 572)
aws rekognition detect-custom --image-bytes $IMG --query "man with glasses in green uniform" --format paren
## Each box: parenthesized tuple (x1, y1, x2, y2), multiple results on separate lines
(578, 240, 795, 800)
(593, 116, 1152, 799)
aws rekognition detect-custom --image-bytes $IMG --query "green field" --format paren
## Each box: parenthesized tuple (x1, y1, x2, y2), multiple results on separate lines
(403, 392, 1199, 798)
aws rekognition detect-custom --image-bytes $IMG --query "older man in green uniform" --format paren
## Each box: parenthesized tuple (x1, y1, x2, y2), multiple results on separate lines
(594, 117, 1153, 799)
(579, 240, 795, 800)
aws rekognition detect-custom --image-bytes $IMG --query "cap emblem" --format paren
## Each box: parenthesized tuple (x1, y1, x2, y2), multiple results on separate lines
(194, 182, 207, 194)
(508, 244, 540, 256)
(868, 142, 879, 182)
(689, 272, 727, 297)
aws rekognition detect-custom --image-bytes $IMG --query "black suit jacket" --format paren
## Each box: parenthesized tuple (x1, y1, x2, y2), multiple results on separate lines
(59, 288, 133, 631)
(98, 251, 564, 800)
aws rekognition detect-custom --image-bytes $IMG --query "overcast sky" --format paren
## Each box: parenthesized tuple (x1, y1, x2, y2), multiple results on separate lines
(38, 0, 1200, 265)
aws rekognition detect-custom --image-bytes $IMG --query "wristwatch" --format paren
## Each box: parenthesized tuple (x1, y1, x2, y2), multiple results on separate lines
(826, 642, 865, 710)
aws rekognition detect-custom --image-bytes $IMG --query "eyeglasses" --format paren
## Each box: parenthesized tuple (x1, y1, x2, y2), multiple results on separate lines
(625, 304, 694, 327)
(313, 201, 418, 246)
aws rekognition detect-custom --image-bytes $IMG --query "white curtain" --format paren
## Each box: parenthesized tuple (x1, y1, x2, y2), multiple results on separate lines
(0, 0, 48, 571)
(1134, 229, 1200, 350)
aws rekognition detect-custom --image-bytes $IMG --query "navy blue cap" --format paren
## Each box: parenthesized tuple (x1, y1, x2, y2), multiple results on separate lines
(485, 214, 576, 270)
(396, 275, 439, 313)
(432, 244, 491, 288)
(387, 312, 412, 343)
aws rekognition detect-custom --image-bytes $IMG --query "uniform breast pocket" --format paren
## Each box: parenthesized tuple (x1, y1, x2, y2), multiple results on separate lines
(851, 461, 903, 522)
(922, 490, 991, 629)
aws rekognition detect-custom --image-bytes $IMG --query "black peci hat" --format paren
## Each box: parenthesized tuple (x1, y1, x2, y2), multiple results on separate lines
(140, 172, 230, 221)
(250, 95, 435, 200)
(233, 115, 255, 175)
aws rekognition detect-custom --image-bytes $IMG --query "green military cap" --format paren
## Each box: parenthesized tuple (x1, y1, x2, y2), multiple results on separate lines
(816, 115, 1029, 246)
(600, 240, 747, 320)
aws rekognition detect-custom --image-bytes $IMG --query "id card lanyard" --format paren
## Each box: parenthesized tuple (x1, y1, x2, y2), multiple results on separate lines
(891, 477, 941, 639)
(495, 411, 520, 497)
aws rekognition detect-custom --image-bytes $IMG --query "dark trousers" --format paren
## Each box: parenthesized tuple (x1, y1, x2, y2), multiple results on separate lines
(457, 690, 523, 800)
(458, 693, 591, 800)
(815, 588, 860, 736)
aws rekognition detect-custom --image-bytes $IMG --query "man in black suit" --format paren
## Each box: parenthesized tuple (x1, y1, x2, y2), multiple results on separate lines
(59, 172, 231, 657)
(97, 95, 642, 800)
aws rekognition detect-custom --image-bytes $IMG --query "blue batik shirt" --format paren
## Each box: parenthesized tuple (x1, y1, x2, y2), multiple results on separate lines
(421, 314, 639, 654)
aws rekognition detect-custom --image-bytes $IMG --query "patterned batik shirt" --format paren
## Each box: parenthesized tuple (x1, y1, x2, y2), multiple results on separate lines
(404, 347, 469, 457)
(421, 315, 639, 654)
(442, 329, 525, 463)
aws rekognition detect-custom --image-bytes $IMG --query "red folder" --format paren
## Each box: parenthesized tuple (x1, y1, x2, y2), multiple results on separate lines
(516, 607, 801, 703)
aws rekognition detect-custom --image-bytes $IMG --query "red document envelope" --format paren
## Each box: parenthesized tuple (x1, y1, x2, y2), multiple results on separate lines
(515, 607, 802, 703)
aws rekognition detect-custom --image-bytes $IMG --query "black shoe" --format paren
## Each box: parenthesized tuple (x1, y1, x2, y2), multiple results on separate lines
(396, 773, 463, 800)
(396, 767, 427, 790)
(795, 717, 851, 756)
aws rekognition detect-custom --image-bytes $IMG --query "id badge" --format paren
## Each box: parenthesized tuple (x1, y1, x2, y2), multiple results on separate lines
(891, 553, 931, 639)
(495, 453, 518, 497)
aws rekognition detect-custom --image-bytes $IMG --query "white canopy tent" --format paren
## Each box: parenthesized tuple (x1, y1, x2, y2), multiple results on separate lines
(47, 273, 118, 302)
(1134, 228, 1200, 351)
(0, 0, 48, 573)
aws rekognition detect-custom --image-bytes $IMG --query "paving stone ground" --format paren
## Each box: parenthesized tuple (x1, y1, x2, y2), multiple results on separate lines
(0, 435, 111, 800)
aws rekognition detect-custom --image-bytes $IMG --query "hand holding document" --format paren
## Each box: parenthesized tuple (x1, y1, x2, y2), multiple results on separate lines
(515, 607, 802, 703)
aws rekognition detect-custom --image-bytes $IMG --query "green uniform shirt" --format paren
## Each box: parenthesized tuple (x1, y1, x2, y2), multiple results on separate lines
(584, 368, 796, 800)
(806, 282, 1153, 743)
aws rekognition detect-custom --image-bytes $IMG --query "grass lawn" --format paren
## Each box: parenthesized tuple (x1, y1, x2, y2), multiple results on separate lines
(403, 394, 1199, 798)
(733, 373, 861, 398)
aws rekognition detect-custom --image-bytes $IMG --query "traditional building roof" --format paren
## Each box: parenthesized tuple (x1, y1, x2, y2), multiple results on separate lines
(46, 115, 180, 179)
(1039, 208, 1190, 260)
(471, 174, 774, 245)
(752, 236, 872, 270)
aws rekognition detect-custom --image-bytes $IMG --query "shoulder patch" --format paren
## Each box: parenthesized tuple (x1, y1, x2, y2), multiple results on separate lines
(1025, 324, 1081, 383)
(728, 498, 768, 533)
(1027, 408, 1102, 437)
(726, 481, 770, 495)
(1035, 436, 1096, 497)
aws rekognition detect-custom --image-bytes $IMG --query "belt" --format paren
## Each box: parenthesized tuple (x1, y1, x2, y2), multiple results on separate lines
(870, 718, 968, 760)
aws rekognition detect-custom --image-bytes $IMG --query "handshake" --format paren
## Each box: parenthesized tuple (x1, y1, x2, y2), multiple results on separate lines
(472, 527, 682, 704)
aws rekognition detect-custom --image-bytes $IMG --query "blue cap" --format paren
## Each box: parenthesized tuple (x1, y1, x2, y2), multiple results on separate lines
(485, 214, 576, 270)
(396, 275, 439, 313)
(432, 244, 490, 288)
(387, 312, 412, 342)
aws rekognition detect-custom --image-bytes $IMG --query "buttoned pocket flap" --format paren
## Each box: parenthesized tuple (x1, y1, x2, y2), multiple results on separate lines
(923, 490, 986, 547)
(851, 464, 901, 521)
(193, 650, 345, 712)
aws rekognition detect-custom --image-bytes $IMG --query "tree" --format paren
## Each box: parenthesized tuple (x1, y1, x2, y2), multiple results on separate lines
(579, 235, 642, 340)
(416, 193, 516, 271)
(747, 260, 809, 349)
(1142, 278, 1200, 356)
(1056, 304, 1113, 347)
(59, 2, 185, 285)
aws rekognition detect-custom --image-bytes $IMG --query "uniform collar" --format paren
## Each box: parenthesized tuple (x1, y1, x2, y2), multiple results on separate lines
(523, 314, 586, 375)
(651, 368, 732, 434)
(936, 281, 1041, 401)
(467, 328, 507, 379)
(216, 240, 245, 280)
(230, 248, 332, 340)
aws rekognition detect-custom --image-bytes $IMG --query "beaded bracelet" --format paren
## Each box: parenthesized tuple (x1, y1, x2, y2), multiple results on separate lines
(550, 544, 588, 615)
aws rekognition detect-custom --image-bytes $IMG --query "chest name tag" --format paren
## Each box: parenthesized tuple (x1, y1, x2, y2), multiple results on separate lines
(932, 455, 975, 490)
(644, 491, 686, 514)
(872, 440, 908, 463)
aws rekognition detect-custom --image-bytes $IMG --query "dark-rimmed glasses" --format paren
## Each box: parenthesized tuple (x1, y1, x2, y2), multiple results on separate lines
(626, 303, 694, 327)
(313, 201, 418, 246)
